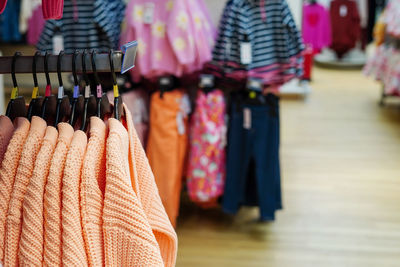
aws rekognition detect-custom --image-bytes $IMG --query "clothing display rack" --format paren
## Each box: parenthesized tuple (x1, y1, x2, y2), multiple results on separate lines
(0, 52, 124, 74)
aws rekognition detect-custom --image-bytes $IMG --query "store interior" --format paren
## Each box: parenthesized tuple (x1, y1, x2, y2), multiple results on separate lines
(0, 0, 400, 266)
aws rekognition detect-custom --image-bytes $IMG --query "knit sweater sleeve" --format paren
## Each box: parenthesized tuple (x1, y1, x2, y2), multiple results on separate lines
(104, 118, 164, 267)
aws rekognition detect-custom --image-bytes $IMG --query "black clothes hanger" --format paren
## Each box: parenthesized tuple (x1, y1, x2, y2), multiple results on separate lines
(41, 51, 57, 125)
(5, 52, 27, 121)
(91, 50, 112, 119)
(69, 50, 84, 127)
(54, 51, 71, 126)
(79, 49, 96, 131)
(158, 75, 176, 98)
(109, 50, 124, 121)
(27, 52, 44, 121)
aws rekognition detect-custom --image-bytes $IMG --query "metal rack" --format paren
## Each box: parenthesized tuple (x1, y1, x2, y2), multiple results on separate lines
(0, 51, 124, 74)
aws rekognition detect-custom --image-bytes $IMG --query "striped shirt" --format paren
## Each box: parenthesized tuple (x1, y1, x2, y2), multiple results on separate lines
(213, 0, 304, 85)
(37, 0, 125, 52)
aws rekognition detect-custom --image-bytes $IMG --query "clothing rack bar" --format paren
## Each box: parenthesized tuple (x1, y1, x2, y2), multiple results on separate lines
(0, 51, 124, 74)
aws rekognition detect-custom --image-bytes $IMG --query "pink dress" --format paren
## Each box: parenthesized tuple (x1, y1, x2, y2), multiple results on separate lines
(186, 90, 226, 206)
(302, 3, 332, 51)
(122, 0, 214, 80)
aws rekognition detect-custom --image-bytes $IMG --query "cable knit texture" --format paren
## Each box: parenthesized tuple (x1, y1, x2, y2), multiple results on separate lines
(104, 118, 164, 267)
(0, 115, 14, 164)
(43, 123, 74, 267)
(0, 118, 30, 263)
(124, 105, 178, 267)
(19, 126, 58, 266)
(62, 130, 88, 266)
(4, 116, 46, 267)
(81, 117, 106, 267)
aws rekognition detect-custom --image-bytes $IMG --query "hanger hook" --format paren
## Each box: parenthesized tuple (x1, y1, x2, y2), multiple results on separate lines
(12, 52, 21, 89)
(32, 51, 40, 88)
(82, 49, 90, 86)
(108, 50, 117, 86)
(91, 49, 101, 85)
(72, 50, 79, 86)
(57, 50, 64, 87)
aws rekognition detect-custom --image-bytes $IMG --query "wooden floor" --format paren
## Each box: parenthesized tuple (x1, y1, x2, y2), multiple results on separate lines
(176, 67, 400, 267)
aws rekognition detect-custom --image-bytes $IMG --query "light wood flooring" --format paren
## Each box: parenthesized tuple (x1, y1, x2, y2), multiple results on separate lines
(176, 67, 400, 267)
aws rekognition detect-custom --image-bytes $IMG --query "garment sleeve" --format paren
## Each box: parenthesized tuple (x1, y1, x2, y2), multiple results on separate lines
(351, 1, 361, 41)
(36, 20, 59, 52)
(281, 0, 304, 57)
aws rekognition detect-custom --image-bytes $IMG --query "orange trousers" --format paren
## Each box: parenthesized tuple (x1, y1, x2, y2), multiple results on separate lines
(146, 90, 188, 227)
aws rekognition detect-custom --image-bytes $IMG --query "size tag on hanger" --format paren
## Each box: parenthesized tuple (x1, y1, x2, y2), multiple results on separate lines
(84, 85, 91, 98)
(339, 5, 347, 17)
(240, 42, 252, 64)
(200, 74, 214, 88)
(143, 2, 155, 24)
(243, 108, 251, 129)
(58, 86, 64, 99)
(52, 35, 64, 54)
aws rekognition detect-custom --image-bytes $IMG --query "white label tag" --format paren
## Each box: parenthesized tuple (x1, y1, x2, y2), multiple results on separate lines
(340, 5, 348, 17)
(176, 112, 185, 135)
(243, 108, 251, 129)
(240, 42, 252, 64)
(52, 35, 64, 54)
(143, 3, 155, 24)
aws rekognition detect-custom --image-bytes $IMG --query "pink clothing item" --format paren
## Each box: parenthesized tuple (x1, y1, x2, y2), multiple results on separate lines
(187, 90, 226, 205)
(0, 115, 14, 164)
(27, 5, 46, 45)
(107, 90, 149, 146)
(42, 0, 63, 20)
(123, 0, 214, 79)
(0, 0, 7, 14)
(302, 3, 332, 51)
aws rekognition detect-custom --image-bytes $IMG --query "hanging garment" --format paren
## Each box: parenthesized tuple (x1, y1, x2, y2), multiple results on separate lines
(0, 0, 6, 14)
(223, 93, 282, 221)
(19, 0, 41, 34)
(122, 0, 214, 80)
(302, 3, 332, 51)
(27, 5, 46, 45)
(0, 0, 22, 42)
(213, 0, 304, 87)
(43, 123, 74, 267)
(80, 117, 106, 267)
(330, 0, 361, 58)
(62, 130, 88, 266)
(107, 89, 149, 146)
(4, 116, 47, 267)
(19, 126, 58, 266)
(0, 118, 30, 263)
(384, 0, 400, 37)
(186, 89, 226, 206)
(37, 0, 125, 52)
(0, 116, 14, 164)
(124, 104, 178, 267)
(103, 117, 164, 266)
(42, 0, 64, 19)
(146, 90, 190, 227)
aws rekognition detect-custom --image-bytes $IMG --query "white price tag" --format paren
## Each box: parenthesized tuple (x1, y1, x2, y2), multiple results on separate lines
(52, 35, 64, 54)
(243, 108, 251, 129)
(143, 3, 155, 24)
(240, 42, 252, 64)
(340, 5, 348, 17)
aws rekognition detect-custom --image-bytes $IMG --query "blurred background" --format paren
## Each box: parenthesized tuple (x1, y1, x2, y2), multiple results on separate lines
(1, 0, 400, 266)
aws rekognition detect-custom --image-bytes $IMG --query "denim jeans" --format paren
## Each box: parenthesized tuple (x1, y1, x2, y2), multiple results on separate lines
(223, 93, 282, 221)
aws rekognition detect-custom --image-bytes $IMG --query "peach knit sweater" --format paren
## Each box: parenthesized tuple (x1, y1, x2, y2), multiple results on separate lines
(43, 123, 74, 267)
(62, 130, 88, 266)
(80, 117, 106, 267)
(0, 116, 14, 164)
(0, 118, 30, 263)
(124, 105, 178, 267)
(19, 126, 58, 266)
(4, 116, 47, 267)
(103, 118, 164, 266)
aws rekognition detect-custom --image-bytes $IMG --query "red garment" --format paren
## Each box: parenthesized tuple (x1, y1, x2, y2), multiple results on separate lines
(42, 0, 64, 20)
(330, 0, 360, 58)
(0, 0, 7, 14)
(302, 46, 315, 80)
